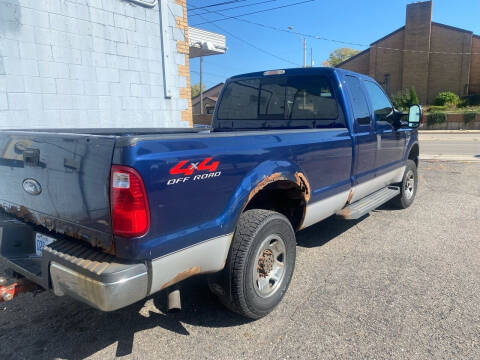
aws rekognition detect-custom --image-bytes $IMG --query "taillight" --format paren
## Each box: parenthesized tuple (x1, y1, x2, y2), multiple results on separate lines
(111, 165, 150, 238)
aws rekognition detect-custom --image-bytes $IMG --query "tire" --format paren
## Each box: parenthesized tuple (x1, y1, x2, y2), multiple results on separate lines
(391, 159, 418, 209)
(209, 209, 296, 319)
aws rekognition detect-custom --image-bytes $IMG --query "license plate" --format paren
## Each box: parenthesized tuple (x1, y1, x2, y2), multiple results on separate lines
(35, 233, 55, 256)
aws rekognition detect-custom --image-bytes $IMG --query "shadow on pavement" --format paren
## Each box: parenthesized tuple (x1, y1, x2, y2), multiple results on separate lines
(0, 275, 251, 360)
(1, 213, 380, 359)
(296, 214, 367, 248)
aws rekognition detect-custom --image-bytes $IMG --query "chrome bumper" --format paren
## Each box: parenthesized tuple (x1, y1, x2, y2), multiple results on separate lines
(43, 238, 149, 312)
(0, 216, 149, 311)
(50, 262, 148, 312)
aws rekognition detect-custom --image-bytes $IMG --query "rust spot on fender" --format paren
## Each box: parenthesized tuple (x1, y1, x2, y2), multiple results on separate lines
(160, 266, 201, 290)
(247, 172, 286, 202)
(294, 172, 311, 203)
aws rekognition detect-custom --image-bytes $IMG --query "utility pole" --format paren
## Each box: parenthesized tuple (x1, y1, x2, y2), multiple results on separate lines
(288, 26, 307, 68)
(303, 38, 306, 68)
(310, 48, 314, 67)
(200, 56, 203, 115)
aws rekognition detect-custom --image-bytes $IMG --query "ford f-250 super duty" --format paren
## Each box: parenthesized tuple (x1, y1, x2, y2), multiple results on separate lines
(0, 68, 422, 319)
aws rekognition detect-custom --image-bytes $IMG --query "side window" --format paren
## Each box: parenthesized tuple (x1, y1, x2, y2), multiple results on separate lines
(364, 81, 394, 124)
(344, 75, 370, 126)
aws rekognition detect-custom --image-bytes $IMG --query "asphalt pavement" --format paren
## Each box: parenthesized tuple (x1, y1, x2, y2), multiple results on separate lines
(419, 131, 480, 162)
(1, 159, 479, 359)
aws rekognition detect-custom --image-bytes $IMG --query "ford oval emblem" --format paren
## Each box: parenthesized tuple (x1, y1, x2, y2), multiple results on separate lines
(22, 179, 42, 195)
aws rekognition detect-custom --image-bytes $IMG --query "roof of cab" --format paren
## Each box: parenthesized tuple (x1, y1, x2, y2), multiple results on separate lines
(228, 66, 373, 82)
(229, 67, 338, 80)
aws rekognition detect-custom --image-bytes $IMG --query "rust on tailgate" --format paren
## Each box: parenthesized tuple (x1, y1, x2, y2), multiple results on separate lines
(0, 202, 115, 254)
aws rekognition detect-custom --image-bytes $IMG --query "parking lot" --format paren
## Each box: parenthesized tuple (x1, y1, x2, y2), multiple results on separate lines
(1, 160, 479, 360)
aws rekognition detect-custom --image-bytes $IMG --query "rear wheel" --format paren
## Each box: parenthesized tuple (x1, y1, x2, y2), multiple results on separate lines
(210, 209, 296, 319)
(391, 159, 418, 209)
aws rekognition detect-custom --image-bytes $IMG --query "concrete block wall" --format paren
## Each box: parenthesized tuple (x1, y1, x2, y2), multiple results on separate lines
(0, 0, 192, 129)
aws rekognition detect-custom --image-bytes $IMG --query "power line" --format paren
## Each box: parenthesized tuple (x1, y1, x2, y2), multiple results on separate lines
(215, 24, 300, 66)
(192, 7, 480, 56)
(191, 69, 228, 79)
(369, 46, 480, 56)
(188, 0, 248, 12)
(191, 0, 315, 26)
(189, 0, 279, 17)
(203, 58, 248, 72)
(193, 12, 300, 66)
(191, 5, 365, 47)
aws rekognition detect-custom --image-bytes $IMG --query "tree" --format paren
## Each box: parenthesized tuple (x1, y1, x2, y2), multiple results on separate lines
(325, 48, 360, 67)
(191, 83, 205, 98)
(391, 87, 419, 110)
(321, 60, 331, 67)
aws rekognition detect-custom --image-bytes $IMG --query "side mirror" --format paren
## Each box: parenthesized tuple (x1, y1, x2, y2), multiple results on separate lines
(408, 105, 423, 128)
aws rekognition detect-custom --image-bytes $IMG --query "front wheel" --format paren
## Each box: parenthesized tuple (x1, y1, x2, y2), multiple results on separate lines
(210, 209, 296, 319)
(391, 159, 418, 209)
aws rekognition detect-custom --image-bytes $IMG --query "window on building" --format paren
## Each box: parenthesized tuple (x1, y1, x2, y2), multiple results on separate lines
(206, 106, 215, 115)
(344, 75, 370, 126)
(364, 81, 394, 124)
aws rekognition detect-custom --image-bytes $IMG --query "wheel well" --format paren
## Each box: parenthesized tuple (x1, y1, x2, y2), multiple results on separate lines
(408, 143, 419, 167)
(244, 180, 306, 231)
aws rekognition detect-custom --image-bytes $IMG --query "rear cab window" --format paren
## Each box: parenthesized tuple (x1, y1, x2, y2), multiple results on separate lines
(215, 74, 345, 130)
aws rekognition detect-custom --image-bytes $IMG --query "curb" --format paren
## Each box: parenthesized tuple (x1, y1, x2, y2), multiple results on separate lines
(420, 155, 480, 163)
(419, 130, 480, 134)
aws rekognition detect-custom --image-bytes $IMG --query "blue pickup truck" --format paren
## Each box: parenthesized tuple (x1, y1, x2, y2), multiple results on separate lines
(0, 68, 422, 319)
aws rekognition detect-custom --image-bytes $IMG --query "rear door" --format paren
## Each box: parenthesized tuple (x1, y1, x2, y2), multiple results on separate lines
(363, 80, 406, 175)
(343, 75, 376, 192)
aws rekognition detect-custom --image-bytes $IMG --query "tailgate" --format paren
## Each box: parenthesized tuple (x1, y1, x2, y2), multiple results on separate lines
(0, 131, 115, 251)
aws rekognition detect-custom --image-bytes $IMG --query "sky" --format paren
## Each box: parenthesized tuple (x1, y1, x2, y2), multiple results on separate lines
(187, 0, 480, 89)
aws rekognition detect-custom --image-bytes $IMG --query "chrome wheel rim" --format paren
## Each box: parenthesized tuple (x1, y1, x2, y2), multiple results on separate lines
(404, 170, 415, 200)
(252, 234, 286, 298)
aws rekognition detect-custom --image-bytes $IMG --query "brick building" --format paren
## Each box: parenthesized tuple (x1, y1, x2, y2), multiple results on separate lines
(337, 1, 480, 104)
(0, 0, 225, 129)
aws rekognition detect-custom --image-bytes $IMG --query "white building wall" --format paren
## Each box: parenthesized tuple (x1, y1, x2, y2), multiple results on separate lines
(0, 0, 190, 129)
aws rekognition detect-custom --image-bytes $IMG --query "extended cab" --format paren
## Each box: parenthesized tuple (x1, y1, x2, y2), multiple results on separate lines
(0, 68, 422, 318)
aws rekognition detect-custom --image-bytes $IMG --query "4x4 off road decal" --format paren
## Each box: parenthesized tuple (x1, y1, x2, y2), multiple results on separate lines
(167, 157, 221, 185)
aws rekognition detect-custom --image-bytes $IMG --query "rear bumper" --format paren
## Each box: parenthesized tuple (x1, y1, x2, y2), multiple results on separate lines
(49, 262, 148, 312)
(0, 215, 148, 311)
